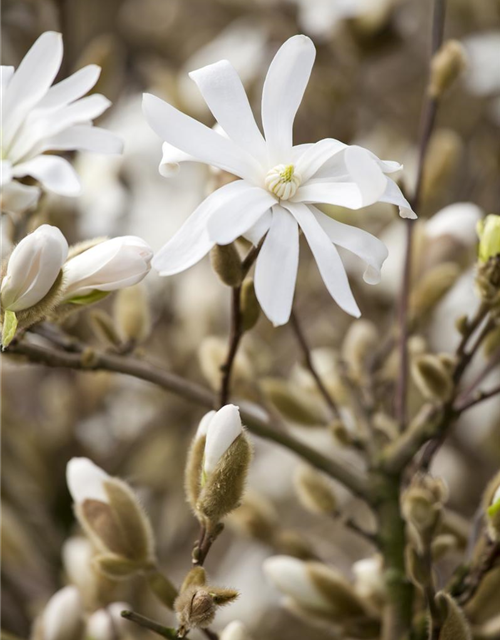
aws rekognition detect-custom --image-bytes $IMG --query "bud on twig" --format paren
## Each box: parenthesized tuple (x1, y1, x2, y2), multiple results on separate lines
(240, 278, 260, 332)
(435, 591, 472, 640)
(429, 40, 467, 98)
(210, 244, 243, 287)
(175, 585, 238, 637)
(483, 471, 500, 541)
(402, 475, 448, 544)
(114, 284, 151, 345)
(293, 465, 337, 516)
(341, 320, 378, 382)
(89, 309, 123, 348)
(410, 263, 461, 321)
(261, 378, 327, 426)
(411, 354, 453, 402)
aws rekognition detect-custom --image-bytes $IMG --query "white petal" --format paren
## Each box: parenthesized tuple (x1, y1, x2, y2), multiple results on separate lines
(207, 187, 275, 245)
(3, 32, 63, 147)
(159, 142, 195, 177)
(46, 125, 123, 155)
(286, 202, 360, 317)
(189, 60, 267, 164)
(295, 181, 369, 209)
(35, 64, 101, 112)
(1, 160, 13, 186)
(263, 556, 330, 611)
(13, 155, 81, 196)
(426, 202, 482, 246)
(204, 404, 243, 474)
(243, 209, 272, 245)
(295, 138, 346, 183)
(143, 93, 262, 183)
(0, 181, 40, 215)
(379, 177, 417, 219)
(196, 410, 216, 439)
(152, 180, 253, 276)
(66, 457, 110, 504)
(254, 205, 299, 326)
(343, 145, 388, 206)
(43, 586, 82, 640)
(1, 66, 14, 93)
(312, 206, 388, 285)
(261, 35, 316, 165)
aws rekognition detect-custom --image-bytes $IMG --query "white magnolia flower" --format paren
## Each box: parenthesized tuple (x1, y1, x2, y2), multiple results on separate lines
(202, 404, 243, 475)
(86, 603, 129, 640)
(1, 31, 123, 215)
(1, 224, 68, 312)
(42, 585, 83, 640)
(61, 236, 153, 302)
(66, 457, 111, 505)
(220, 620, 251, 640)
(143, 35, 414, 326)
(352, 555, 386, 601)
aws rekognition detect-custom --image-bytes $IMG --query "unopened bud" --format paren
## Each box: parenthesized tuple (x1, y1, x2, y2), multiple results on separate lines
(114, 284, 151, 344)
(66, 458, 155, 571)
(89, 309, 122, 348)
(175, 586, 238, 636)
(431, 534, 458, 560)
(273, 530, 316, 560)
(185, 411, 215, 513)
(402, 475, 448, 543)
(181, 567, 206, 593)
(240, 278, 260, 332)
(210, 243, 242, 287)
(293, 465, 337, 515)
(146, 569, 178, 609)
(435, 591, 472, 640)
(483, 471, 500, 541)
(429, 40, 467, 98)
(455, 314, 469, 336)
(341, 320, 378, 381)
(412, 354, 453, 402)
(477, 215, 500, 264)
(483, 324, 500, 358)
(422, 129, 462, 206)
(261, 378, 327, 426)
(229, 491, 277, 543)
(410, 263, 461, 320)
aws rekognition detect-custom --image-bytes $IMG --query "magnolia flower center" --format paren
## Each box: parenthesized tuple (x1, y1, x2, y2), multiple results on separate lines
(265, 164, 301, 200)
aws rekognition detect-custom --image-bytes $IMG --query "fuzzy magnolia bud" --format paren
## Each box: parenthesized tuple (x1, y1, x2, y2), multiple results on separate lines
(186, 405, 252, 528)
(229, 491, 277, 544)
(114, 284, 151, 344)
(61, 236, 153, 304)
(66, 457, 155, 575)
(261, 378, 327, 426)
(293, 465, 337, 515)
(411, 354, 453, 402)
(86, 603, 129, 640)
(1, 224, 68, 346)
(221, 621, 251, 640)
(41, 586, 84, 640)
(435, 591, 472, 640)
(483, 471, 500, 541)
(421, 130, 462, 206)
(341, 320, 378, 381)
(429, 40, 467, 98)
(263, 556, 368, 622)
(210, 243, 242, 287)
(89, 309, 122, 348)
(175, 586, 238, 637)
(410, 263, 461, 320)
(402, 475, 448, 543)
(240, 278, 260, 332)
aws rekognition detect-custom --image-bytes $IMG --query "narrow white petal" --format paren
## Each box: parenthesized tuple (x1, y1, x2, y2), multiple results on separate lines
(43, 586, 82, 640)
(295, 138, 346, 183)
(0, 181, 40, 215)
(143, 93, 262, 182)
(207, 187, 276, 245)
(379, 178, 417, 219)
(254, 206, 299, 326)
(66, 457, 110, 504)
(286, 202, 360, 317)
(204, 404, 243, 474)
(152, 180, 252, 276)
(311, 206, 389, 285)
(13, 155, 81, 196)
(426, 202, 482, 245)
(343, 146, 388, 206)
(295, 181, 367, 209)
(261, 35, 316, 165)
(46, 125, 123, 155)
(159, 141, 195, 177)
(35, 64, 101, 111)
(244, 209, 272, 245)
(189, 60, 267, 164)
(1, 66, 14, 93)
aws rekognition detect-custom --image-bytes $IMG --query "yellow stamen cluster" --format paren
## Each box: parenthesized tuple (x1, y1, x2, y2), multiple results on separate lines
(265, 164, 301, 201)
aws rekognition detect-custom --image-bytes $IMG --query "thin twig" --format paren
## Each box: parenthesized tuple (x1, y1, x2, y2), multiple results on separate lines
(394, 0, 447, 430)
(121, 611, 177, 639)
(219, 285, 243, 407)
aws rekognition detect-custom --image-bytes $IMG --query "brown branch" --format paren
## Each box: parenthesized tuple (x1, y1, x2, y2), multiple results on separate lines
(219, 285, 243, 407)
(121, 611, 177, 639)
(7, 337, 369, 498)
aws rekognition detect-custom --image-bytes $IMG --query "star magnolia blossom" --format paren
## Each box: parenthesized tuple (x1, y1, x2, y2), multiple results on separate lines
(1, 31, 123, 215)
(143, 35, 415, 326)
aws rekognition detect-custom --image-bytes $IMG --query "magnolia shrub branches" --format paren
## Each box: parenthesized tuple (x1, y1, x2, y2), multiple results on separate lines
(3, 7, 500, 640)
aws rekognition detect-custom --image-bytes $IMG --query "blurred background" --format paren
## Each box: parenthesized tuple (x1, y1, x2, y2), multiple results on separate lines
(2, 0, 500, 638)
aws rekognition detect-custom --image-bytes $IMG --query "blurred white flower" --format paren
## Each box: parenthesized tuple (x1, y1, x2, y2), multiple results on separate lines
(220, 620, 251, 640)
(203, 404, 243, 475)
(66, 457, 110, 504)
(352, 555, 386, 602)
(86, 603, 130, 640)
(143, 35, 414, 326)
(62, 236, 153, 302)
(462, 31, 500, 97)
(42, 585, 83, 640)
(1, 224, 68, 312)
(1, 31, 122, 214)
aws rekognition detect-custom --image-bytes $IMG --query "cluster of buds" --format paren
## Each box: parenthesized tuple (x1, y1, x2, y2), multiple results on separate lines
(0, 225, 153, 347)
(185, 404, 252, 533)
(401, 475, 448, 547)
(476, 215, 500, 309)
(174, 567, 238, 637)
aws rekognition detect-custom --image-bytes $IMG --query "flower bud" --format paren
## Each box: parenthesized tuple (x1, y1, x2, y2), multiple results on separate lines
(429, 40, 467, 98)
(195, 405, 252, 527)
(175, 586, 238, 637)
(352, 556, 386, 606)
(210, 243, 243, 287)
(410, 263, 461, 320)
(221, 621, 251, 640)
(180, 567, 207, 593)
(483, 324, 500, 359)
(240, 278, 260, 332)
(1, 224, 68, 346)
(421, 129, 462, 206)
(273, 530, 316, 560)
(401, 475, 448, 543)
(411, 354, 453, 402)
(435, 591, 471, 640)
(198, 336, 252, 390)
(229, 491, 277, 544)
(477, 215, 500, 264)
(41, 586, 84, 640)
(185, 411, 215, 512)
(293, 465, 337, 516)
(86, 602, 129, 640)
(261, 378, 328, 426)
(483, 471, 500, 541)
(89, 309, 122, 348)
(61, 236, 153, 304)
(114, 284, 151, 344)
(341, 320, 378, 381)
(66, 457, 155, 573)
(263, 556, 368, 622)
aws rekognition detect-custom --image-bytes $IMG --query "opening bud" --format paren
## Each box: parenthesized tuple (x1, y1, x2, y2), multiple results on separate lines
(175, 586, 238, 637)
